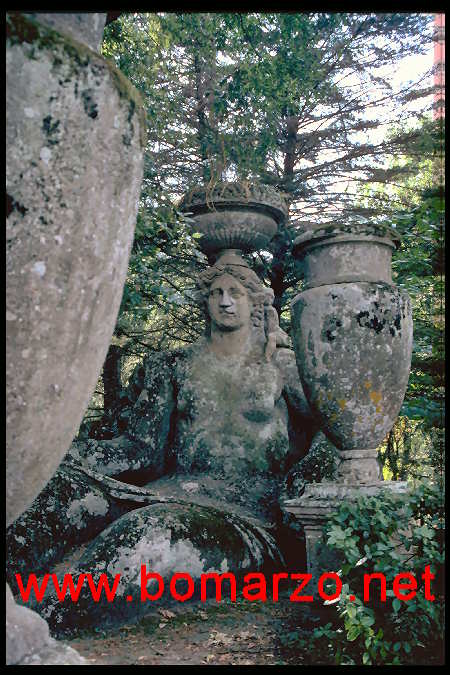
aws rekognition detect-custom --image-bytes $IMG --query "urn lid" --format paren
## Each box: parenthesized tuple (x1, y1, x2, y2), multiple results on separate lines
(292, 221, 402, 258)
(179, 181, 289, 225)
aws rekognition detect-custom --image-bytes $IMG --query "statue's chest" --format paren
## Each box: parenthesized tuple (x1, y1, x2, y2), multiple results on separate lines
(176, 356, 283, 421)
(173, 354, 288, 478)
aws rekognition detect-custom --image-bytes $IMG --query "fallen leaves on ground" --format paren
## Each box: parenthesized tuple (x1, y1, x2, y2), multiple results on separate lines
(64, 597, 308, 665)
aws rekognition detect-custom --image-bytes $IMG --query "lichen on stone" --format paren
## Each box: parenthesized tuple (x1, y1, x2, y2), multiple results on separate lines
(6, 12, 147, 147)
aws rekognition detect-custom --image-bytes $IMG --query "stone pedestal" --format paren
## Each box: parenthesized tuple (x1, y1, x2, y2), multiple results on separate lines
(282, 480, 408, 589)
(336, 448, 382, 483)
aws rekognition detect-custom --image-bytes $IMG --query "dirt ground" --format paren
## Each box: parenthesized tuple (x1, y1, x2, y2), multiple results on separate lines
(63, 594, 328, 666)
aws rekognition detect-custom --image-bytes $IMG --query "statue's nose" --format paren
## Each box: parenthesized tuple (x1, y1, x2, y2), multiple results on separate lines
(219, 290, 233, 306)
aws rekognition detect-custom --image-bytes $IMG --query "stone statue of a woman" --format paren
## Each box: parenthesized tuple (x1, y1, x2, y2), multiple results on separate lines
(8, 250, 323, 630)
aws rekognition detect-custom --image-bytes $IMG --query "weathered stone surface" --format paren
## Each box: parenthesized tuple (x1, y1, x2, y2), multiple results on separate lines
(35, 501, 283, 632)
(70, 434, 167, 480)
(6, 12, 144, 663)
(109, 252, 320, 522)
(291, 223, 413, 485)
(9, 251, 321, 629)
(292, 221, 401, 289)
(6, 583, 86, 665)
(6, 461, 132, 582)
(6, 13, 145, 525)
(7, 329, 318, 582)
(291, 282, 413, 452)
(23, 12, 107, 52)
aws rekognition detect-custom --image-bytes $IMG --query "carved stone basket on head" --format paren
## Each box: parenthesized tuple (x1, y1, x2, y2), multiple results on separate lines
(179, 182, 289, 262)
(290, 222, 413, 484)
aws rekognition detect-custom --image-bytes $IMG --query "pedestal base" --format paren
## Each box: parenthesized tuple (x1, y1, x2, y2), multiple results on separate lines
(281, 480, 408, 588)
(336, 449, 382, 483)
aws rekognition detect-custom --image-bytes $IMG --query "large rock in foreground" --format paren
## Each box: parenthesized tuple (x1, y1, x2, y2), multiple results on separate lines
(6, 583, 86, 665)
(31, 500, 283, 633)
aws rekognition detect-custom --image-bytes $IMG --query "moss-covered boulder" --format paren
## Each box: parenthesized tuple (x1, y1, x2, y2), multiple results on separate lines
(33, 501, 283, 633)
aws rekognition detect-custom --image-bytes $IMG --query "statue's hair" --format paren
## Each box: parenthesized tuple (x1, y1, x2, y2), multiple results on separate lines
(197, 262, 271, 328)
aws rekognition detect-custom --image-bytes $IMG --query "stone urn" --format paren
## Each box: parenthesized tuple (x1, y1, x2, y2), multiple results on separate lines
(6, 13, 146, 526)
(179, 181, 289, 259)
(290, 222, 413, 483)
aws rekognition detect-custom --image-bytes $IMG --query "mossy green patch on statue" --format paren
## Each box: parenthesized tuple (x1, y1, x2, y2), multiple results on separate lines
(172, 504, 247, 560)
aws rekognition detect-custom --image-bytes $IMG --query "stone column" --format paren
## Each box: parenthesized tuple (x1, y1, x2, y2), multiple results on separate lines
(6, 12, 145, 664)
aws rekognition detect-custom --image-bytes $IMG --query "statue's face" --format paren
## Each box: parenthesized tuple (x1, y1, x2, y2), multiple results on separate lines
(207, 273, 251, 331)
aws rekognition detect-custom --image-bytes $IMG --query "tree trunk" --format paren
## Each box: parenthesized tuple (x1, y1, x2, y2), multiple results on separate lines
(386, 428, 399, 480)
(269, 115, 300, 316)
(194, 51, 211, 184)
(102, 344, 122, 416)
(269, 233, 291, 318)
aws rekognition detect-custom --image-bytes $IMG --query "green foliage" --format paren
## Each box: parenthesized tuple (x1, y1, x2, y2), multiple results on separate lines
(291, 482, 445, 665)
(377, 416, 444, 484)
(393, 175, 444, 439)
(100, 12, 434, 322)
(356, 117, 445, 480)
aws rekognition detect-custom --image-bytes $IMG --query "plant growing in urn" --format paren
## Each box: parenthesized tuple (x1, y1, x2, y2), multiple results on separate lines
(178, 180, 289, 260)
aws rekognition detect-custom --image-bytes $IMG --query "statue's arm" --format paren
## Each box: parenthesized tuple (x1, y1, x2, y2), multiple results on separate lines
(274, 348, 340, 497)
(124, 350, 177, 473)
(274, 347, 321, 466)
(69, 351, 177, 483)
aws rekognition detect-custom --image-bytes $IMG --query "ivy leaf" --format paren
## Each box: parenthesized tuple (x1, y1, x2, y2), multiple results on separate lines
(347, 626, 361, 642)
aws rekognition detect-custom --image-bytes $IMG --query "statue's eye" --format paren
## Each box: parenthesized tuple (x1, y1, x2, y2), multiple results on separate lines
(230, 288, 243, 298)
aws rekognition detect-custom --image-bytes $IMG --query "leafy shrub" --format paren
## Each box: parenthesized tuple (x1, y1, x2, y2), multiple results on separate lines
(293, 481, 444, 665)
